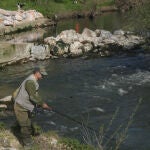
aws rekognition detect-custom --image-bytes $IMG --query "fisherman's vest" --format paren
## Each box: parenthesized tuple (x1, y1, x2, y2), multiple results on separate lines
(15, 74, 39, 112)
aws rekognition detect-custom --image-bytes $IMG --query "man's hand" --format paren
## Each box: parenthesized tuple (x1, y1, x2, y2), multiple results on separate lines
(42, 103, 52, 111)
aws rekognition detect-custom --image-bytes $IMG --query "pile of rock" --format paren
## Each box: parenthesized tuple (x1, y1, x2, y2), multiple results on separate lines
(0, 8, 43, 27)
(0, 28, 146, 67)
(44, 28, 145, 57)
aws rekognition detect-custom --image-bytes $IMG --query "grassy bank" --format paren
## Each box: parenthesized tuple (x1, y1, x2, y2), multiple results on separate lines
(0, 122, 94, 150)
(0, 0, 115, 17)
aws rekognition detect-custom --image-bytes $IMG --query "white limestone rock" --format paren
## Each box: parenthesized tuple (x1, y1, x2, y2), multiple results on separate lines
(31, 45, 50, 60)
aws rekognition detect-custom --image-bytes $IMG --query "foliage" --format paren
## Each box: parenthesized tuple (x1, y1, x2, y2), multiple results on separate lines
(0, 0, 115, 17)
(115, 0, 144, 11)
(60, 138, 95, 150)
(0, 122, 6, 130)
(123, 0, 150, 32)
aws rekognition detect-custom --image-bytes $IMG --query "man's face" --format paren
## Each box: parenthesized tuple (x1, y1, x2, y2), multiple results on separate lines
(35, 72, 42, 80)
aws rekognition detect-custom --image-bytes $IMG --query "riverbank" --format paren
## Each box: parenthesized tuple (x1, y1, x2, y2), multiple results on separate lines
(0, 123, 94, 150)
(0, 28, 146, 67)
(0, 126, 60, 150)
(0, 0, 116, 18)
(0, 8, 56, 36)
(0, 5, 118, 36)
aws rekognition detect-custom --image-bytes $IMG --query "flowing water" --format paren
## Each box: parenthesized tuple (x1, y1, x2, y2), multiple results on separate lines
(0, 12, 150, 149)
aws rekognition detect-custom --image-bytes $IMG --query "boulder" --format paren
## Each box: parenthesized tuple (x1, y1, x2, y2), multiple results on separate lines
(51, 41, 69, 56)
(83, 42, 93, 53)
(0, 96, 12, 102)
(0, 42, 33, 65)
(113, 29, 125, 35)
(30, 45, 50, 60)
(117, 35, 144, 50)
(69, 41, 84, 56)
(0, 8, 17, 16)
(0, 104, 7, 109)
(96, 29, 112, 39)
(3, 16, 14, 26)
(44, 37, 56, 45)
(56, 29, 80, 44)
(43, 28, 145, 58)
(0, 9, 44, 28)
(82, 28, 96, 37)
(15, 13, 23, 21)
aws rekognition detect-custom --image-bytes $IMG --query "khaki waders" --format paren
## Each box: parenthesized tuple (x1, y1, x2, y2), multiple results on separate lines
(14, 102, 33, 146)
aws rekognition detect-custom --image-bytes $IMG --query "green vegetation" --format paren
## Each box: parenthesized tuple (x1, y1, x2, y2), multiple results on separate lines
(98, 0, 115, 7)
(0, 0, 115, 17)
(0, 122, 6, 130)
(124, 0, 150, 31)
(60, 138, 94, 150)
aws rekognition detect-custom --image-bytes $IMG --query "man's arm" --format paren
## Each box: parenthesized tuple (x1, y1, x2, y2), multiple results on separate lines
(25, 80, 51, 110)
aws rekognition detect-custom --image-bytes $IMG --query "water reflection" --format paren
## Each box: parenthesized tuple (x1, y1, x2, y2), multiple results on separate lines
(0, 11, 148, 44)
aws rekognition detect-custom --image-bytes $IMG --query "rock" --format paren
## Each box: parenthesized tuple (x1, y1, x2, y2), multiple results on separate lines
(96, 29, 112, 39)
(25, 10, 36, 21)
(93, 37, 103, 47)
(0, 8, 44, 30)
(3, 16, 14, 26)
(3, 19, 13, 26)
(43, 28, 145, 58)
(0, 104, 7, 109)
(82, 28, 96, 37)
(35, 12, 44, 18)
(56, 29, 80, 44)
(83, 42, 93, 52)
(0, 129, 22, 149)
(56, 41, 69, 55)
(15, 13, 23, 21)
(117, 35, 144, 50)
(0, 8, 17, 16)
(0, 96, 12, 102)
(102, 39, 116, 44)
(51, 41, 69, 56)
(0, 18, 53, 36)
(110, 35, 119, 42)
(44, 37, 56, 45)
(0, 28, 146, 66)
(113, 29, 125, 35)
(69, 41, 84, 56)
(0, 42, 33, 66)
(31, 45, 50, 60)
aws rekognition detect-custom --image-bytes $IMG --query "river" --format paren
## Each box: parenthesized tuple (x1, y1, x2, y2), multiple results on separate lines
(0, 12, 150, 150)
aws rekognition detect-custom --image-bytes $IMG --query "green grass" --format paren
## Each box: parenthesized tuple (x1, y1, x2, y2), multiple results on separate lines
(0, 122, 6, 130)
(100, 0, 115, 7)
(0, 0, 115, 17)
(60, 138, 95, 150)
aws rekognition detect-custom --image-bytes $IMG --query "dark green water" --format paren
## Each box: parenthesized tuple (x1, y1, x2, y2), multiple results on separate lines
(44, 12, 127, 38)
(0, 12, 150, 149)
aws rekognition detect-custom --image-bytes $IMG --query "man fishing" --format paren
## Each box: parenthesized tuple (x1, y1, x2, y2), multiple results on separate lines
(13, 67, 52, 147)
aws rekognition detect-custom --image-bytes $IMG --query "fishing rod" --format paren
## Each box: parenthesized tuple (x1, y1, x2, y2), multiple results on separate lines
(50, 108, 114, 141)
(53, 108, 97, 132)
(49, 97, 141, 142)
